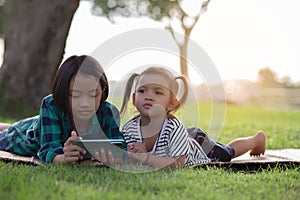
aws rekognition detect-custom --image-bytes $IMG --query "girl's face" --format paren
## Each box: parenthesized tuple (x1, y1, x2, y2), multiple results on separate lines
(69, 73, 102, 122)
(133, 73, 176, 118)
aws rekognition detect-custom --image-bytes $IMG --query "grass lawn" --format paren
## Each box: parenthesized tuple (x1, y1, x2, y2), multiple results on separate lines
(0, 102, 299, 200)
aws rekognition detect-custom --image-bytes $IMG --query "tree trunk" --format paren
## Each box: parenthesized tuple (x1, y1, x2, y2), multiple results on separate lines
(179, 28, 192, 79)
(0, 0, 79, 118)
(179, 44, 188, 78)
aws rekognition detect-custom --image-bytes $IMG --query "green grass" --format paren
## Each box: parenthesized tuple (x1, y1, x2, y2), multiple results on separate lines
(0, 163, 299, 200)
(176, 101, 300, 149)
(1, 102, 300, 200)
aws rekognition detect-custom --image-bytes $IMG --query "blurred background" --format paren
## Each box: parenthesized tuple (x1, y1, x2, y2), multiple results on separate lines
(0, 0, 299, 118)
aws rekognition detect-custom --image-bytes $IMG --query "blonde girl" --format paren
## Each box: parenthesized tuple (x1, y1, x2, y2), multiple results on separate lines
(120, 66, 266, 168)
(120, 67, 210, 168)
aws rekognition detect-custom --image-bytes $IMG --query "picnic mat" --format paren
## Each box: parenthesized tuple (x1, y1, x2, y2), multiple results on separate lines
(0, 149, 299, 171)
(192, 149, 300, 171)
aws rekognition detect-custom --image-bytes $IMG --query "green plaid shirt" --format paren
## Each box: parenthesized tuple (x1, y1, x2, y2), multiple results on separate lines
(0, 94, 123, 163)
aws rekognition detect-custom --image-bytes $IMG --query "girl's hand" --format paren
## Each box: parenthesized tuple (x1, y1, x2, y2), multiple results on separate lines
(62, 131, 86, 163)
(127, 142, 149, 164)
(93, 148, 123, 166)
(126, 142, 186, 168)
(128, 142, 147, 153)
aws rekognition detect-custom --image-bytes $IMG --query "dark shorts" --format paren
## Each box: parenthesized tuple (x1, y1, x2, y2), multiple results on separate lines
(187, 127, 235, 162)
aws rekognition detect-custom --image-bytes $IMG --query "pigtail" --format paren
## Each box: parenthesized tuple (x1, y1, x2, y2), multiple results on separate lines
(175, 76, 189, 108)
(120, 73, 139, 116)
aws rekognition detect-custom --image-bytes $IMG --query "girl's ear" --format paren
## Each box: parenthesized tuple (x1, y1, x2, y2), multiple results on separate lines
(167, 98, 179, 112)
(132, 93, 136, 106)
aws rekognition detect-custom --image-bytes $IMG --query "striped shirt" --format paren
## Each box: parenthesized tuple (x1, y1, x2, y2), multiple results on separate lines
(0, 94, 123, 163)
(122, 115, 210, 167)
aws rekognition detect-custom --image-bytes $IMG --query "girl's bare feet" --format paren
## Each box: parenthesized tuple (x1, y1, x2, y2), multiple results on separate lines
(250, 131, 266, 156)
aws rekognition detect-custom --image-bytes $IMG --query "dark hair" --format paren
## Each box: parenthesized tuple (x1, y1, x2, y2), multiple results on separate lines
(52, 55, 109, 114)
(120, 66, 189, 116)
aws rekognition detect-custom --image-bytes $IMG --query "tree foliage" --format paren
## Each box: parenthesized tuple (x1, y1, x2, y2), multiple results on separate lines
(92, 0, 178, 21)
(92, 0, 212, 78)
(258, 67, 297, 88)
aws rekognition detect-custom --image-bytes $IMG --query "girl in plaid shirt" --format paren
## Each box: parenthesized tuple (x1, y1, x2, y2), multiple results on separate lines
(0, 55, 123, 164)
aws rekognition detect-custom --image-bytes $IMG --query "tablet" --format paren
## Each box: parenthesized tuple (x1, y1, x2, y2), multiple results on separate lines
(74, 139, 124, 159)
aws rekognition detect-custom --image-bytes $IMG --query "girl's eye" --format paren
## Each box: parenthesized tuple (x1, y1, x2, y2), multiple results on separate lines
(70, 94, 79, 98)
(155, 91, 163, 95)
(137, 89, 145, 93)
(90, 93, 99, 98)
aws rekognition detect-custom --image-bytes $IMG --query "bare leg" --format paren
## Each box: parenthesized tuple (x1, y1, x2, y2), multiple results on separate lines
(0, 123, 11, 131)
(227, 131, 266, 158)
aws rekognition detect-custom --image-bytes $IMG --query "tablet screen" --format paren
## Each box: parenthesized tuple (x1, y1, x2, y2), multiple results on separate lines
(74, 139, 124, 159)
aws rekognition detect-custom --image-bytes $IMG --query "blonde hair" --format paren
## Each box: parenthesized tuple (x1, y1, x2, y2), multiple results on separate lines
(120, 66, 189, 116)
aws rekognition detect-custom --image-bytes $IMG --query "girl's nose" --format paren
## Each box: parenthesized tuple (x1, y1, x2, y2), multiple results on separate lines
(145, 92, 153, 101)
(79, 96, 91, 107)
(145, 97, 153, 101)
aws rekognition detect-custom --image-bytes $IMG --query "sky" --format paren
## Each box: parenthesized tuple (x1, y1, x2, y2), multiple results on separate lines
(1, 0, 299, 84)
(64, 0, 300, 84)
